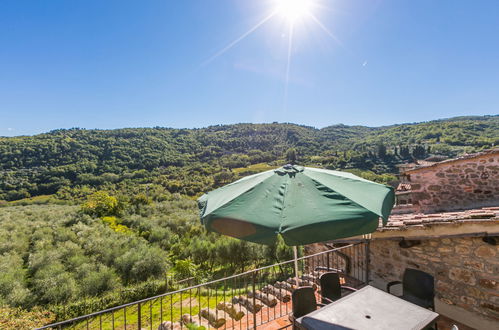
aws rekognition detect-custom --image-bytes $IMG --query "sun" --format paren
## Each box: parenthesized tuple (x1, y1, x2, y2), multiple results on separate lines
(275, 0, 314, 23)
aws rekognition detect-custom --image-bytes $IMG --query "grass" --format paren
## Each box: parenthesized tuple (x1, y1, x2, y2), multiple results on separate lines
(0, 194, 55, 207)
(73, 288, 249, 329)
(232, 163, 277, 176)
(72, 266, 295, 329)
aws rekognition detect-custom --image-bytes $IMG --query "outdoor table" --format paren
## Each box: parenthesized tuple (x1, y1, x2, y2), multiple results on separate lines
(296, 285, 438, 330)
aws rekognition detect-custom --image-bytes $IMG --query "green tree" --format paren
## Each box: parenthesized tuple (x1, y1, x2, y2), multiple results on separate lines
(213, 170, 234, 186)
(286, 148, 297, 164)
(412, 145, 426, 159)
(31, 262, 77, 304)
(376, 143, 387, 158)
(171, 259, 198, 280)
(81, 191, 120, 217)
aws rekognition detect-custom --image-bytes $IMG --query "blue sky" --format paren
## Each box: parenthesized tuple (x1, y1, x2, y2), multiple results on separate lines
(1, 0, 498, 136)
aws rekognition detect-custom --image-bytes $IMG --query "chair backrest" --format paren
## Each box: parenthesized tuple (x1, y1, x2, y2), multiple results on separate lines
(403, 268, 434, 302)
(320, 272, 342, 303)
(292, 287, 317, 318)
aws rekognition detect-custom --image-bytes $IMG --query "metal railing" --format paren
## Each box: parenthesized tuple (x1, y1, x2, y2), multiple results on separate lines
(38, 242, 369, 330)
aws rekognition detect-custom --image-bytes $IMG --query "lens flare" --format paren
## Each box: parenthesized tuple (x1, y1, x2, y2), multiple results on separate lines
(275, 0, 313, 23)
(203, 0, 343, 113)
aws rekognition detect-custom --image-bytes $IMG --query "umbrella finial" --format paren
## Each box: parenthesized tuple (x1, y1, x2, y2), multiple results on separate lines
(275, 164, 304, 176)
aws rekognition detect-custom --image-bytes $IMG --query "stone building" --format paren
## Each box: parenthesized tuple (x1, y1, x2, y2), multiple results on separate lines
(370, 207, 498, 329)
(312, 149, 499, 329)
(398, 148, 499, 213)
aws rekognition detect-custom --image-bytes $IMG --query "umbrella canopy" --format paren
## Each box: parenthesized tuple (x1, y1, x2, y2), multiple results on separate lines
(198, 165, 394, 246)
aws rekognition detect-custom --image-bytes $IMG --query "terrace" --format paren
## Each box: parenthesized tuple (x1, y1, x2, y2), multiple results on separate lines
(39, 243, 369, 329)
(38, 242, 476, 330)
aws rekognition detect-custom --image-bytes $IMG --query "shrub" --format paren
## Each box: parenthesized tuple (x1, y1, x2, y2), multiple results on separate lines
(0, 306, 55, 330)
(81, 266, 119, 296)
(102, 216, 134, 234)
(31, 262, 78, 304)
(81, 191, 119, 217)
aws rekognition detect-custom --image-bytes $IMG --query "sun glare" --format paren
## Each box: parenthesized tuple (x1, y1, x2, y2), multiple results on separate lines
(204, 0, 340, 112)
(275, 0, 313, 23)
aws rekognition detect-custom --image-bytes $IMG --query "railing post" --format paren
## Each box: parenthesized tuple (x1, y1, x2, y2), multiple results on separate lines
(252, 271, 257, 330)
(137, 302, 141, 329)
(37, 246, 365, 330)
(364, 240, 370, 284)
(327, 251, 330, 271)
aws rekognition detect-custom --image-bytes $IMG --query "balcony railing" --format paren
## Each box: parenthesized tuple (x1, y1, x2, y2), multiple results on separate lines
(38, 241, 369, 329)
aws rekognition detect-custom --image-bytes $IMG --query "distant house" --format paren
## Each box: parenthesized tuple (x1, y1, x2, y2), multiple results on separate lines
(313, 149, 499, 329)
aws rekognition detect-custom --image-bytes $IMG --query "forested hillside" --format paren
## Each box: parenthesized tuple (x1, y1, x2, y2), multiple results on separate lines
(0, 115, 497, 327)
(0, 115, 497, 202)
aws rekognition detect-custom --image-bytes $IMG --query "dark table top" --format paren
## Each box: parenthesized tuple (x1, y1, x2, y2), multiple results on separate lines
(297, 285, 439, 330)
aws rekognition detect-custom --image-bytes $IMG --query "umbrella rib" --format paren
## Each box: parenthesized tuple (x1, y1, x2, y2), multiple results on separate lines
(307, 177, 377, 213)
(305, 169, 394, 220)
(200, 171, 274, 218)
(277, 178, 290, 234)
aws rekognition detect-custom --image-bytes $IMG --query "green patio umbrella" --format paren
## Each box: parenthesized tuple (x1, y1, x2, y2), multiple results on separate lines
(198, 165, 394, 283)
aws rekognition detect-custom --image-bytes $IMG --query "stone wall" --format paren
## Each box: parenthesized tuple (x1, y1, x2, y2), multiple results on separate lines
(369, 237, 499, 322)
(407, 151, 499, 213)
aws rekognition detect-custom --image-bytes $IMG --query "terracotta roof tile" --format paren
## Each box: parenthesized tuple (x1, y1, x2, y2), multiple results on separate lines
(379, 206, 499, 231)
(396, 183, 412, 191)
(403, 148, 498, 173)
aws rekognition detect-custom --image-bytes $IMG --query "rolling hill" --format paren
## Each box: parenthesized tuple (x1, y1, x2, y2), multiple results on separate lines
(0, 115, 497, 202)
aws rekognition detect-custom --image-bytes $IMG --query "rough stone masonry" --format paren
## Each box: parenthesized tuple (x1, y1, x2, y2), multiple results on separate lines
(369, 237, 499, 321)
(405, 149, 499, 213)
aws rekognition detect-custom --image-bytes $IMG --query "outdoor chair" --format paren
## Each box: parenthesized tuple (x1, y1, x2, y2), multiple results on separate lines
(290, 286, 326, 329)
(315, 266, 345, 273)
(320, 272, 357, 304)
(387, 268, 435, 310)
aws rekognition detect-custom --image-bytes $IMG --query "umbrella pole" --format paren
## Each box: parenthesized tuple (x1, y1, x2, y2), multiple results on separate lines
(293, 246, 299, 287)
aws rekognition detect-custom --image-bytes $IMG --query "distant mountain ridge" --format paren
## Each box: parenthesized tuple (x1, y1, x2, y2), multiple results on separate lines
(0, 115, 497, 201)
